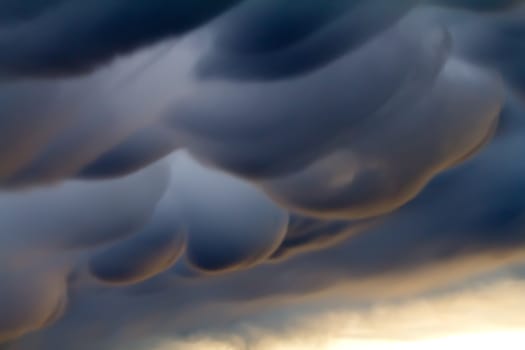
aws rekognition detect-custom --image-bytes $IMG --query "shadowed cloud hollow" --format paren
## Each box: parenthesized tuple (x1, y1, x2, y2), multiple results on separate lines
(197, 0, 418, 80)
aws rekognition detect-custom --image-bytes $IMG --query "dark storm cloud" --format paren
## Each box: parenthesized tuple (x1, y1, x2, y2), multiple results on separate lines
(88, 218, 185, 285)
(0, 0, 242, 77)
(2, 1, 525, 349)
(197, 0, 418, 80)
(8, 106, 525, 349)
(167, 21, 452, 180)
(0, 161, 169, 250)
(86, 165, 186, 286)
(259, 93, 525, 284)
(13, 101, 525, 350)
(447, 9, 525, 95)
(168, 22, 503, 219)
(261, 58, 502, 218)
(78, 125, 179, 179)
(0, 0, 64, 24)
(0, 161, 168, 343)
(253, 91, 525, 295)
(171, 153, 289, 272)
(0, 38, 195, 188)
(269, 215, 375, 261)
(0, 267, 67, 343)
(0, 79, 69, 183)
(431, 0, 524, 11)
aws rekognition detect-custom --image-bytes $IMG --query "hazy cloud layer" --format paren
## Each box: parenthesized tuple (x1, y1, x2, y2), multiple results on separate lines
(0, 1, 524, 349)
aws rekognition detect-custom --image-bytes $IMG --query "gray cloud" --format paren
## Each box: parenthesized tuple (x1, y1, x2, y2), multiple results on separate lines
(261, 58, 503, 218)
(167, 21, 452, 180)
(0, 161, 168, 342)
(197, 0, 418, 80)
(0, 0, 242, 77)
(171, 153, 289, 272)
(431, 0, 524, 11)
(1, 1, 525, 349)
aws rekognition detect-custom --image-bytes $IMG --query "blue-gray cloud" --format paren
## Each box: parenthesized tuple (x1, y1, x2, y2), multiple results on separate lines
(1, 1, 525, 349)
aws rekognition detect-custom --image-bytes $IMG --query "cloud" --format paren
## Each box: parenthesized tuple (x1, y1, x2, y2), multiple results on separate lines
(0, 0, 242, 77)
(78, 125, 178, 179)
(1, 1, 525, 348)
(167, 21, 452, 180)
(196, 0, 418, 80)
(0, 266, 67, 344)
(147, 279, 525, 350)
(171, 153, 289, 272)
(0, 38, 195, 188)
(0, 162, 168, 342)
(87, 210, 185, 285)
(431, 0, 524, 11)
(169, 24, 503, 219)
(261, 57, 502, 218)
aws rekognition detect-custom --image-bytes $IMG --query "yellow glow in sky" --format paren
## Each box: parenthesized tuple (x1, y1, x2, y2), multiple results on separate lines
(326, 332, 525, 350)
(157, 331, 525, 350)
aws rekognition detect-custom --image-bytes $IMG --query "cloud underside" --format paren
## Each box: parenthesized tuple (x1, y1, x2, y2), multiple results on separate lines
(0, 1, 525, 348)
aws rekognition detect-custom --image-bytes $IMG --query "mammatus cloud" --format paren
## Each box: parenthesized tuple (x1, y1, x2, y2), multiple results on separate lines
(196, 0, 419, 80)
(0, 1, 525, 348)
(431, 0, 524, 11)
(0, 0, 242, 77)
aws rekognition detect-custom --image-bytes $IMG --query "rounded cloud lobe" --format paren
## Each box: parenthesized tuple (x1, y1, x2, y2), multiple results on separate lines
(172, 153, 289, 272)
(1, 1, 525, 348)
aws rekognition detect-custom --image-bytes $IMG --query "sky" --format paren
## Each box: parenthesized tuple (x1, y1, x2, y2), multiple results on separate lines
(1, 1, 525, 349)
